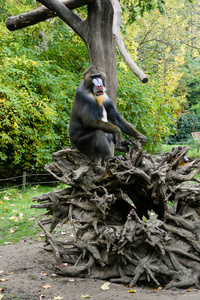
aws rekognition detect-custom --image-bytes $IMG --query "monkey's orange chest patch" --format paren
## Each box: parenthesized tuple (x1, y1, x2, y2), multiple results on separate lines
(95, 93, 106, 106)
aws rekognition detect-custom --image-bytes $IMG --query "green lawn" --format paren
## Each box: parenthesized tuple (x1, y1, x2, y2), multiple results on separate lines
(0, 184, 65, 246)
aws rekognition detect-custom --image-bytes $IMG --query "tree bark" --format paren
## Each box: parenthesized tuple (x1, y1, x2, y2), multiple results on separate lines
(86, 0, 118, 101)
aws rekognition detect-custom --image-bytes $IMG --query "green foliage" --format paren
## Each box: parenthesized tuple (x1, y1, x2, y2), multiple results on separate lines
(0, 8, 88, 175)
(122, 0, 165, 23)
(117, 67, 182, 153)
(175, 112, 200, 143)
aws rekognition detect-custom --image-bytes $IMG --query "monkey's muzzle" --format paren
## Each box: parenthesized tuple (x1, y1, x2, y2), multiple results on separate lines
(92, 77, 105, 97)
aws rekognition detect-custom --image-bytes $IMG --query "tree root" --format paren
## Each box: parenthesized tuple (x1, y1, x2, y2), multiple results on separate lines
(32, 142, 200, 289)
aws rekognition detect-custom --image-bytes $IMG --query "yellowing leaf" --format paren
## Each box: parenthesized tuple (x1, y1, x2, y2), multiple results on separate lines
(9, 216, 19, 222)
(0, 294, 4, 300)
(101, 282, 110, 291)
(128, 289, 136, 293)
(151, 286, 163, 291)
(42, 285, 51, 289)
(80, 295, 91, 299)
(0, 278, 8, 282)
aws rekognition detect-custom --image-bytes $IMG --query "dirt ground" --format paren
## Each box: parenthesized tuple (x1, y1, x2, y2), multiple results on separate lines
(0, 239, 200, 300)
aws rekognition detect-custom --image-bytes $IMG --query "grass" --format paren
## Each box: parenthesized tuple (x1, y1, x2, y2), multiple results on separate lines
(0, 184, 65, 246)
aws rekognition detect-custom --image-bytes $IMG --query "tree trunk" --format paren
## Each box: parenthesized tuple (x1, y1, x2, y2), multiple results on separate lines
(86, 0, 117, 102)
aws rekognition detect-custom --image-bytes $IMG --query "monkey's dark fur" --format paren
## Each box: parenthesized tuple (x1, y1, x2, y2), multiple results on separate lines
(69, 65, 146, 163)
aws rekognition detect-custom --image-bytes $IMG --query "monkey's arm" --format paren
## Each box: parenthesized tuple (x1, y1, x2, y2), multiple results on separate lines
(83, 118, 122, 140)
(105, 99, 146, 143)
(76, 100, 122, 140)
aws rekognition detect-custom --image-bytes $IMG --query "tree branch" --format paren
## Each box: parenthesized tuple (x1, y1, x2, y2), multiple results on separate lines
(36, 0, 88, 42)
(6, 0, 92, 39)
(110, 0, 148, 83)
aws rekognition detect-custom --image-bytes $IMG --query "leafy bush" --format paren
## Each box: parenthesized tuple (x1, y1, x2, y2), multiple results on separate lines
(176, 112, 200, 143)
(117, 68, 180, 153)
(0, 15, 88, 176)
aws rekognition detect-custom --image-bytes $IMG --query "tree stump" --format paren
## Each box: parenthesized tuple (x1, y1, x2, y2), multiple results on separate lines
(32, 140, 200, 289)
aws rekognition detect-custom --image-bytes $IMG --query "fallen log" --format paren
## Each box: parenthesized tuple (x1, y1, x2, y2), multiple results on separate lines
(32, 140, 200, 288)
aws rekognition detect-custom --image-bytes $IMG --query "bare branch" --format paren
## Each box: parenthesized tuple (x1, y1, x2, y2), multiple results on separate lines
(36, 0, 88, 42)
(6, 0, 92, 38)
(110, 0, 148, 83)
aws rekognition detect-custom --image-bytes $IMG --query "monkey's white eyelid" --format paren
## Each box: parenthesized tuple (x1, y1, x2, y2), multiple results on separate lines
(92, 78, 99, 86)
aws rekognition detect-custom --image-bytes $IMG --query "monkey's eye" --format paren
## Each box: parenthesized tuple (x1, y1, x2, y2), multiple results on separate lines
(92, 77, 103, 87)
(91, 74, 101, 79)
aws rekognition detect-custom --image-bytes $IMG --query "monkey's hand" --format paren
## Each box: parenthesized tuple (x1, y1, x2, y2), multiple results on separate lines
(116, 139, 135, 152)
(138, 135, 146, 145)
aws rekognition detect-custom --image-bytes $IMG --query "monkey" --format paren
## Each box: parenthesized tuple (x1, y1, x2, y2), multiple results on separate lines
(69, 65, 146, 163)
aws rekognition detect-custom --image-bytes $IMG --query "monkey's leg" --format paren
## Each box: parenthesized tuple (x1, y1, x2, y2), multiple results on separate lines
(78, 130, 112, 162)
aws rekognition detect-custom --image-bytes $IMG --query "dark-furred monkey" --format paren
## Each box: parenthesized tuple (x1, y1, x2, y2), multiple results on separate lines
(69, 65, 146, 163)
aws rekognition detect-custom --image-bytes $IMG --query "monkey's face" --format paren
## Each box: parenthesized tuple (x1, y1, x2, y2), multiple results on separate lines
(83, 65, 107, 105)
(91, 75, 105, 96)
(91, 75, 106, 105)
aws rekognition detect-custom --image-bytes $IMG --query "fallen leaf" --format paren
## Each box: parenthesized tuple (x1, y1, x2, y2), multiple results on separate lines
(128, 289, 136, 293)
(0, 288, 4, 292)
(51, 273, 58, 278)
(151, 286, 163, 291)
(9, 216, 19, 222)
(41, 272, 48, 276)
(80, 295, 91, 299)
(42, 285, 51, 289)
(19, 212, 24, 220)
(123, 284, 133, 288)
(69, 278, 75, 282)
(0, 294, 4, 300)
(63, 263, 68, 267)
(0, 270, 4, 274)
(0, 278, 8, 282)
(10, 228, 16, 234)
(101, 282, 110, 291)
(6, 272, 14, 275)
(186, 289, 191, 292)
(53, 296, 64, 300)
(3, 242, 12, 245)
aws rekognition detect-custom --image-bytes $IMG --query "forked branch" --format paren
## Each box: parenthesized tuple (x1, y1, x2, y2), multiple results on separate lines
(6, 0, 92, 35)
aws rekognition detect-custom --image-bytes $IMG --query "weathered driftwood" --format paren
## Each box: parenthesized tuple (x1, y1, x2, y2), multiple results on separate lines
(32, 140, 200, 289)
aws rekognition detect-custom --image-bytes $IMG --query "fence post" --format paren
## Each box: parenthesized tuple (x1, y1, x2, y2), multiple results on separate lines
(22, 172, 26, 192)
